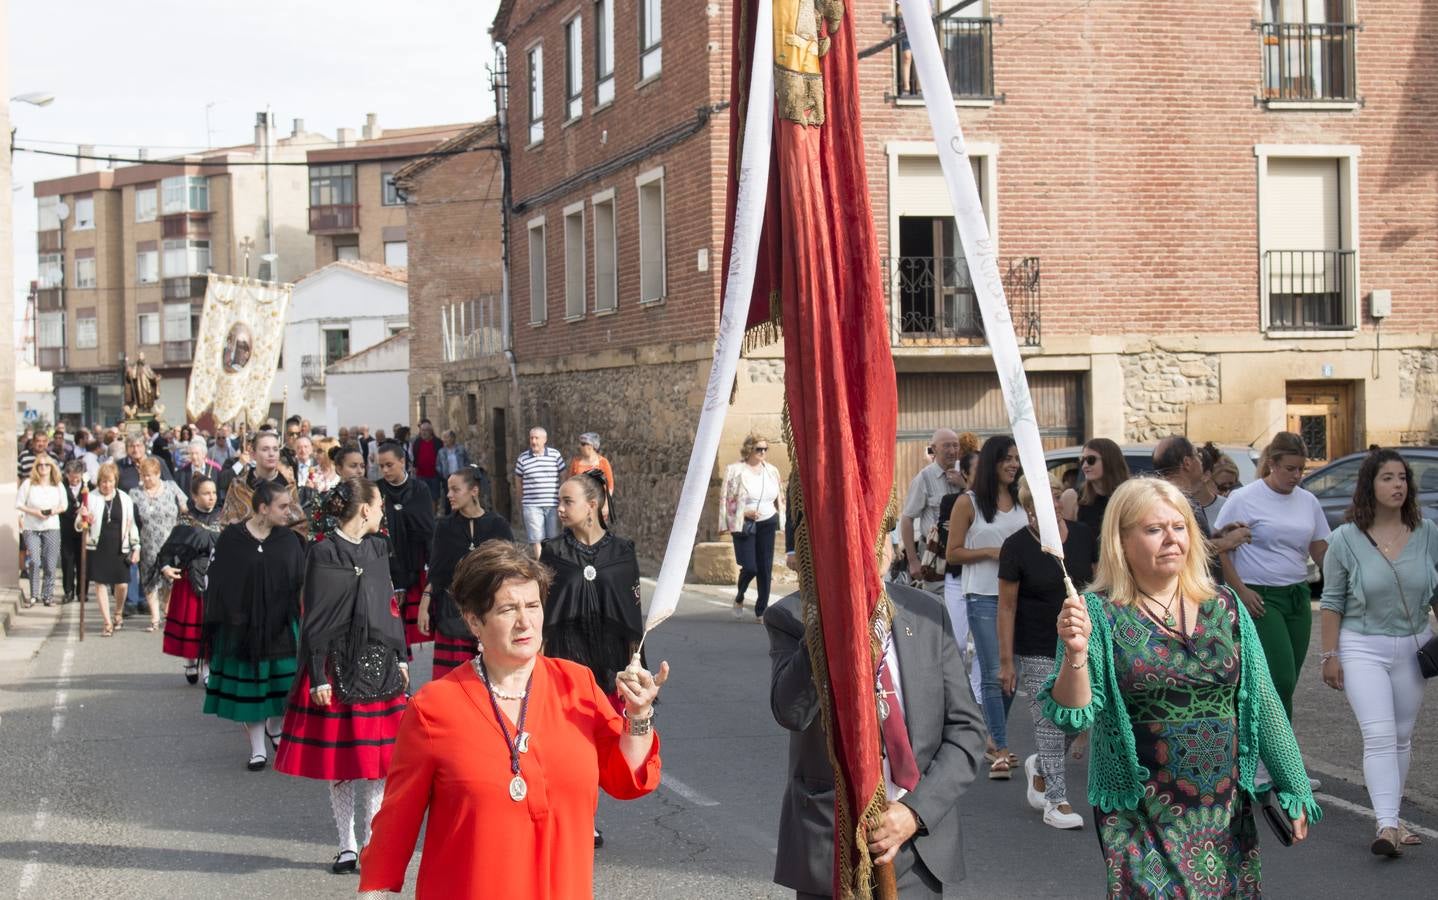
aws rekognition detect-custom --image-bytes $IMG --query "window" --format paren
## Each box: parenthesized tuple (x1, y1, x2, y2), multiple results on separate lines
(163, 239, 210, 276)
(1257, 148, 1358, 332)
(138, 312, 160, 346)
(1260, 0, 1356, 103)
(382, 172, 403, 206)
(564, 204, 586, 319)
(324, 328, 351, 365)
(528, 46, 545, 144)
(528, 218, 548, 324)
(565, 17, 584, 121)
(161, 176, 209, 214)
(38, 253, 64, 289)
(466, 392, 478, 425)
(74, 256, 97, 289)
(75, 313, 97, 350)
(38, 196, 62, 231)
(135, 185, 158, 222)
(74, 195, 95, 230)
(595, 0, 615, 106)
(384, 241, 409, 267)
(310, 164, 356, 206)
(592, 191, 617, 312)
(639, 0, 662, 79)
(37, 312, 65, 349)
(637, 170, 666, 303)
(164, 303, 193, 342)
(137, 247, 160, 284)
(336, 243, 360, 262)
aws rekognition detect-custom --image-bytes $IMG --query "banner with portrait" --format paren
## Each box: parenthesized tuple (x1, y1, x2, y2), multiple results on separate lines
(186, 275, 292, 426)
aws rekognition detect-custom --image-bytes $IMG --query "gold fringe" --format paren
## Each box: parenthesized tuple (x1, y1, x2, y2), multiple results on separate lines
(775, 65, 826, 127)
(741, 290, 784, 353)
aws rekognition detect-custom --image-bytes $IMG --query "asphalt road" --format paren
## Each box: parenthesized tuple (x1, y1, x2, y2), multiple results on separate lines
(0, 587, 1433, 899)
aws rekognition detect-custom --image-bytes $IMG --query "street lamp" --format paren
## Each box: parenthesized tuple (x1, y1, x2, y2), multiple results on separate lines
(10, 92, 56, 107)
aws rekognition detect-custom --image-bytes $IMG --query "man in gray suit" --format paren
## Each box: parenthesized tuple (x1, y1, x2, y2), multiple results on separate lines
(765, 578, 987, 898)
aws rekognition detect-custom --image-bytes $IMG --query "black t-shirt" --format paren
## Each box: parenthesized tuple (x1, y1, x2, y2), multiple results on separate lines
(998, 520, 1098, 658)
(1076, 492, 1109, 543)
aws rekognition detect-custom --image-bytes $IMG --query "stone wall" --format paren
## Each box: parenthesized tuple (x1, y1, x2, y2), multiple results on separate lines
(1121, 349, 1221, 442)
(1398, 349, 1438, 443)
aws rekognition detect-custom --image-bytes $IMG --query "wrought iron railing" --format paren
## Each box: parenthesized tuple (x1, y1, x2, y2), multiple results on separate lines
(884, 255, 1040, 346)
(442, 296, 504, 362)
(894, 11, 995, 100)
(310, 203, 360, 233)
(1258, 22, 1358, 102)
(1264, 249, 1355, 330)
(301, 354, 326, 388)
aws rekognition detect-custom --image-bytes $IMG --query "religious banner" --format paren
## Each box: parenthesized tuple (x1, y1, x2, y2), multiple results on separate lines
(186, 275, 292, 426)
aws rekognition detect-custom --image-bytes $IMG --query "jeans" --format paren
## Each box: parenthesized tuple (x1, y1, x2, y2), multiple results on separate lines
(734, 514, 780, 616)
(521, 505, 559, 544)
(1246, 582, 1312, 719)
(942, 574, 982, 704)
(967, 593, 1012, 748)
(22, 530, 60, 604)
(1339, 628, 1429, 830)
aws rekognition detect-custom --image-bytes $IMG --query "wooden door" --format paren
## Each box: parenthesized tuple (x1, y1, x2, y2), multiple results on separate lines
(1285, 381, 1354, 466)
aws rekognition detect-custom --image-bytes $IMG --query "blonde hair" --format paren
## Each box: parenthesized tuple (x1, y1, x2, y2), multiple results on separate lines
(28, 454, 60, 486)
(1257, 431, 1308, 479)
(740, 432, 768, 459)
(1089, 478, 1216, 606)
(1210, 455, 1239, 482)
(137, 457, 163, 478)
(96, 462, 119, 489)
(1016, 474, 1061, 516)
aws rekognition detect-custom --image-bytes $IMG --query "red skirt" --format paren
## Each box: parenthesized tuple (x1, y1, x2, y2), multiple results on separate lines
(432, 634, 479, 680)
(162, 577, 204, 660)
(274, 667, 407, 781)
(401, 574, 429, 647)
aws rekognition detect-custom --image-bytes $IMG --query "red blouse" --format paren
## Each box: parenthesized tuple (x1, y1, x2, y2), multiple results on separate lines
(359, 655, 662, 898)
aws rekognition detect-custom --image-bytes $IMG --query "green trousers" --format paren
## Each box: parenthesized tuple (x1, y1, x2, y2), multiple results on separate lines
(1245, 582, 1313, 720)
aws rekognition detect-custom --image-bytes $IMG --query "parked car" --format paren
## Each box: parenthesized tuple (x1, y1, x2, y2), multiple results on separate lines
(1044, 443, 1260, 493)
(1301, 447, 1438, 531)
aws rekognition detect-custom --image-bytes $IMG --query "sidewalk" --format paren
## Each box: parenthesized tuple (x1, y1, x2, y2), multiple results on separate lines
(0, 586, 65, 673)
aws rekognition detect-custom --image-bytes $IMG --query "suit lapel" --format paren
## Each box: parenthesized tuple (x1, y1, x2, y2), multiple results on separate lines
(891, 601, 926, 750)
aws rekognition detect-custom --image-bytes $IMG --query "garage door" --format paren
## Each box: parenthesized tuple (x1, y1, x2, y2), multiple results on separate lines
(894, 371, 1084, 495)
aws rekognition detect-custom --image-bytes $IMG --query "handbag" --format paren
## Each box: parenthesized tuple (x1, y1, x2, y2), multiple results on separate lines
(330, 635, 406, 704)
(1258, 793, 1295, 847)
(1359, 529, 1438, 680)
(918, 521, 948, 582)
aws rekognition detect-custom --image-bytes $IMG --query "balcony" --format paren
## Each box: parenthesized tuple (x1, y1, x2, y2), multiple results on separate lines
(163, 340, 194, 365)
(885, 255, 1040, 347)
(36, 287, 64, 312)
(1264, 249, 1355, 331)
(162, 275, 209, 301)
(1258, 21, 1358, 103)
(892, 10, 995, 101)
(37, 347, 66, 371)
(161, 213, 211, 239)
(300, 354, 326, 388)
(310, 204, 360, 234)
(38, 230, 63, 253)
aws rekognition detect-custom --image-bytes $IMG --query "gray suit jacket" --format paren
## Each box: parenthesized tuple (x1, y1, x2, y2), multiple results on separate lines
(764, 583, 986, 895)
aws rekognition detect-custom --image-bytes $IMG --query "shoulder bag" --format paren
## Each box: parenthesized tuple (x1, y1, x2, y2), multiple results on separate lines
(1358, 529, 1438, 680)
(323, 564, 407, 704)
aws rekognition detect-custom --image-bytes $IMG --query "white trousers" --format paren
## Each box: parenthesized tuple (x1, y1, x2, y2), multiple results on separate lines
(1338, 628, 1429, 830)
(943, 575, 983, 705)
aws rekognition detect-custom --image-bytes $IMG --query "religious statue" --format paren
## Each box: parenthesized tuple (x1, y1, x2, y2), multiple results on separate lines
(123, 352, 163, 419)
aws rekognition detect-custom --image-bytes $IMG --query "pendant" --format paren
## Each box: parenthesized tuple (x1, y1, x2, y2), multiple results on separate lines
(1165, 613, 1177, 629)
(509, 774, 528, 802)
(394, 503, 403, 511)
(468, 543, 475, 551)
(257, 545, 264, 553)
(583, 565, 597, 582)
(517, 731, 530, 753)
(877, 696, 890, 721)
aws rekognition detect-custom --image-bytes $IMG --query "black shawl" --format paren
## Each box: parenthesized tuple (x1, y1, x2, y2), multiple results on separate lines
(298, 534, 406, 685)
(378, 477, 435, 589)
(151, 503, 224, 598)
(428, 511, 516, 638)
(539, 531, 643, 693)
(203, 522, 306, 663)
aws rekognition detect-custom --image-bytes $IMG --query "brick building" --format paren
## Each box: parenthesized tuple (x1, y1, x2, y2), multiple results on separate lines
(33, 115, 324, 425)
(428, 0, 1438, 568)
(306, 116, 476, 269)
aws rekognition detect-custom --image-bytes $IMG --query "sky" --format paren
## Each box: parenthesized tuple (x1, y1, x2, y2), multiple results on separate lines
(9, 0, 500, 352)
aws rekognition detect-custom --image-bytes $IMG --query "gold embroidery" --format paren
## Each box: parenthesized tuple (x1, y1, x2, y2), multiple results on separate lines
(773, 0, 845, 126)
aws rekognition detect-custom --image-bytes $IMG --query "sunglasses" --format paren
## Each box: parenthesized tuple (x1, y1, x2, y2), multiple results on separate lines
(1080, 455, 1100, 466)
(754, 446, 769, 453)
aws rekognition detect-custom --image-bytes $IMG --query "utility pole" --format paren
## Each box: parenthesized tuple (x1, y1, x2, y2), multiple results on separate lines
(260, 108, 276, 280)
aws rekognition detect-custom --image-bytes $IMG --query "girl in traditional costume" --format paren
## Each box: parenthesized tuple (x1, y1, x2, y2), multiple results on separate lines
(276, 477, 409, 874)
(156, 473, 224, 685)
(375, 441, 435, 653)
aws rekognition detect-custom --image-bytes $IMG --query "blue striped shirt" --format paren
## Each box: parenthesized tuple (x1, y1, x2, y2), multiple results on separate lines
(513, 447, 565, 507)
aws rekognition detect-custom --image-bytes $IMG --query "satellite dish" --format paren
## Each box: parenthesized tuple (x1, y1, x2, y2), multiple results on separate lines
(54, 201, 70, 221)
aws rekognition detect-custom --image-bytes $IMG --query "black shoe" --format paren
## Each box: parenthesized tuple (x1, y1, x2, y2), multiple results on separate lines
(247, 753, 268, 772)
(331, 850, 358, 874)
(594, 828, 604, 849)
(184, 662, 199, 685)
(267, 729, 283, 752)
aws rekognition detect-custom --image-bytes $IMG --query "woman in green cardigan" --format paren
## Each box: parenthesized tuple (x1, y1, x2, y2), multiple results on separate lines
(1040, 477, 1321, 898)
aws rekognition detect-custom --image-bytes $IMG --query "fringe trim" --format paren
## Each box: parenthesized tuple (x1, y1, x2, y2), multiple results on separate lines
(742, 290, 784, 353)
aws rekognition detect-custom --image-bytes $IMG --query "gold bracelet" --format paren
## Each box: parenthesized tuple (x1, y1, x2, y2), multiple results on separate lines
(624, 709, 654, 736)
(1068, 655, 1087, 670)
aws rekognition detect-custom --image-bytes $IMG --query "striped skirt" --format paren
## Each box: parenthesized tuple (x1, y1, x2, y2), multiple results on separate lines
(274, 667, 406, 781)
(432, 633, 480, 681)
(401, 573, 430, 647)
(202, 650, 297, 723)
(161, 577, 204, 660)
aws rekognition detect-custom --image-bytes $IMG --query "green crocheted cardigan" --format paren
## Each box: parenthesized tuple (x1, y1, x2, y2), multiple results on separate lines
(1038, 591, 1324, 825)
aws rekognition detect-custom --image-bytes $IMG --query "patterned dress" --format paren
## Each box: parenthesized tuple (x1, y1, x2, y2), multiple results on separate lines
(1097, 590, 1261, 898)
(129, 481, 188, 594)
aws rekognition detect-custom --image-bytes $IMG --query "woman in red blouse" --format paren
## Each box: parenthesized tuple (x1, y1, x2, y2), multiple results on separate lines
(358, 540, 668, 898)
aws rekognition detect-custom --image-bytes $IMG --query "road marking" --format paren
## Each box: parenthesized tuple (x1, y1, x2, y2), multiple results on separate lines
(21, 620, 79, 896)
(17, 798, 50, 895)
(1305, 758, 1438, 814)
(662, 773, 721, 807)
(1313, 791, 1438, 840)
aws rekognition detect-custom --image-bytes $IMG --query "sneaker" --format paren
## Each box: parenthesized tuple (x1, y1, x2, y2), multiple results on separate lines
(1043, 801, 1084, 830)
(1023, 755, 1046, 811)
(732, 603, 745, 621)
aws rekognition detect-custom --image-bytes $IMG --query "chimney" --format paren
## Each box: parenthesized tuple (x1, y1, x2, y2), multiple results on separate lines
(337, 127, 356, 147)
(291, 118, 305, 138)
(363, 113, 381, 141)
(76, 144, 95, 175)
(254, 110, 275, 148)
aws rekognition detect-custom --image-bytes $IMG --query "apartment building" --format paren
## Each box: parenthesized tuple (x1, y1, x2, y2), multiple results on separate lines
(306, 116, 477, 269)
(34, 115, 322, 425)
(466, 0, 1438, 567)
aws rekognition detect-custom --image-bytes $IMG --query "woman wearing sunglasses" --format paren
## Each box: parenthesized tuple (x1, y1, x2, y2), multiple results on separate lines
(17, 454, 68, 608)
(1059, 438, 1130, 549)
(719, 433, 785, 621)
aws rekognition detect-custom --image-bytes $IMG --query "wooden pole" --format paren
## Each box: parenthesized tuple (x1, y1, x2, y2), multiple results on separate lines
(78, 540, 87, 642)
(875, 861, 898, 899)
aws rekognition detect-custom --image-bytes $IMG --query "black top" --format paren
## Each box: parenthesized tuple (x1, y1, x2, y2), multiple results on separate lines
(539, 531, 643, 693)
(153, 504, 223, 598)
(1076, 492, 1109, 543)
(379, 477, 435, 589)
(203, 522, 306, 662)
(299, 534, 406, 685)
(998, 520, 1098, 658)
(428, 511, 516, 638)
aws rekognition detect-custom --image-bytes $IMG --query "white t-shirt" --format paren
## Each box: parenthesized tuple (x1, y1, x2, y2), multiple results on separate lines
(1213, 479, 1330, 586)
(16, 482, 68, 531)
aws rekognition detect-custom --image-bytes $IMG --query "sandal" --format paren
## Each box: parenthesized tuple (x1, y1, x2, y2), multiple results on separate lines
(1372, 826, 1402, 857)
(144, 623, 158, 633)
(1398, 824, 1423, 846)
(101, 624, 114, 637)
(988, 756, 1012, 780)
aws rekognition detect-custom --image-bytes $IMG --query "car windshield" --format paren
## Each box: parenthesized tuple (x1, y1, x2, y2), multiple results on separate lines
(1303, 457, 1363, 499)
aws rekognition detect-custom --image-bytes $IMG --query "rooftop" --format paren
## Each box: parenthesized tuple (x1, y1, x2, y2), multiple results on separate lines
(295, 258, 410, 287)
